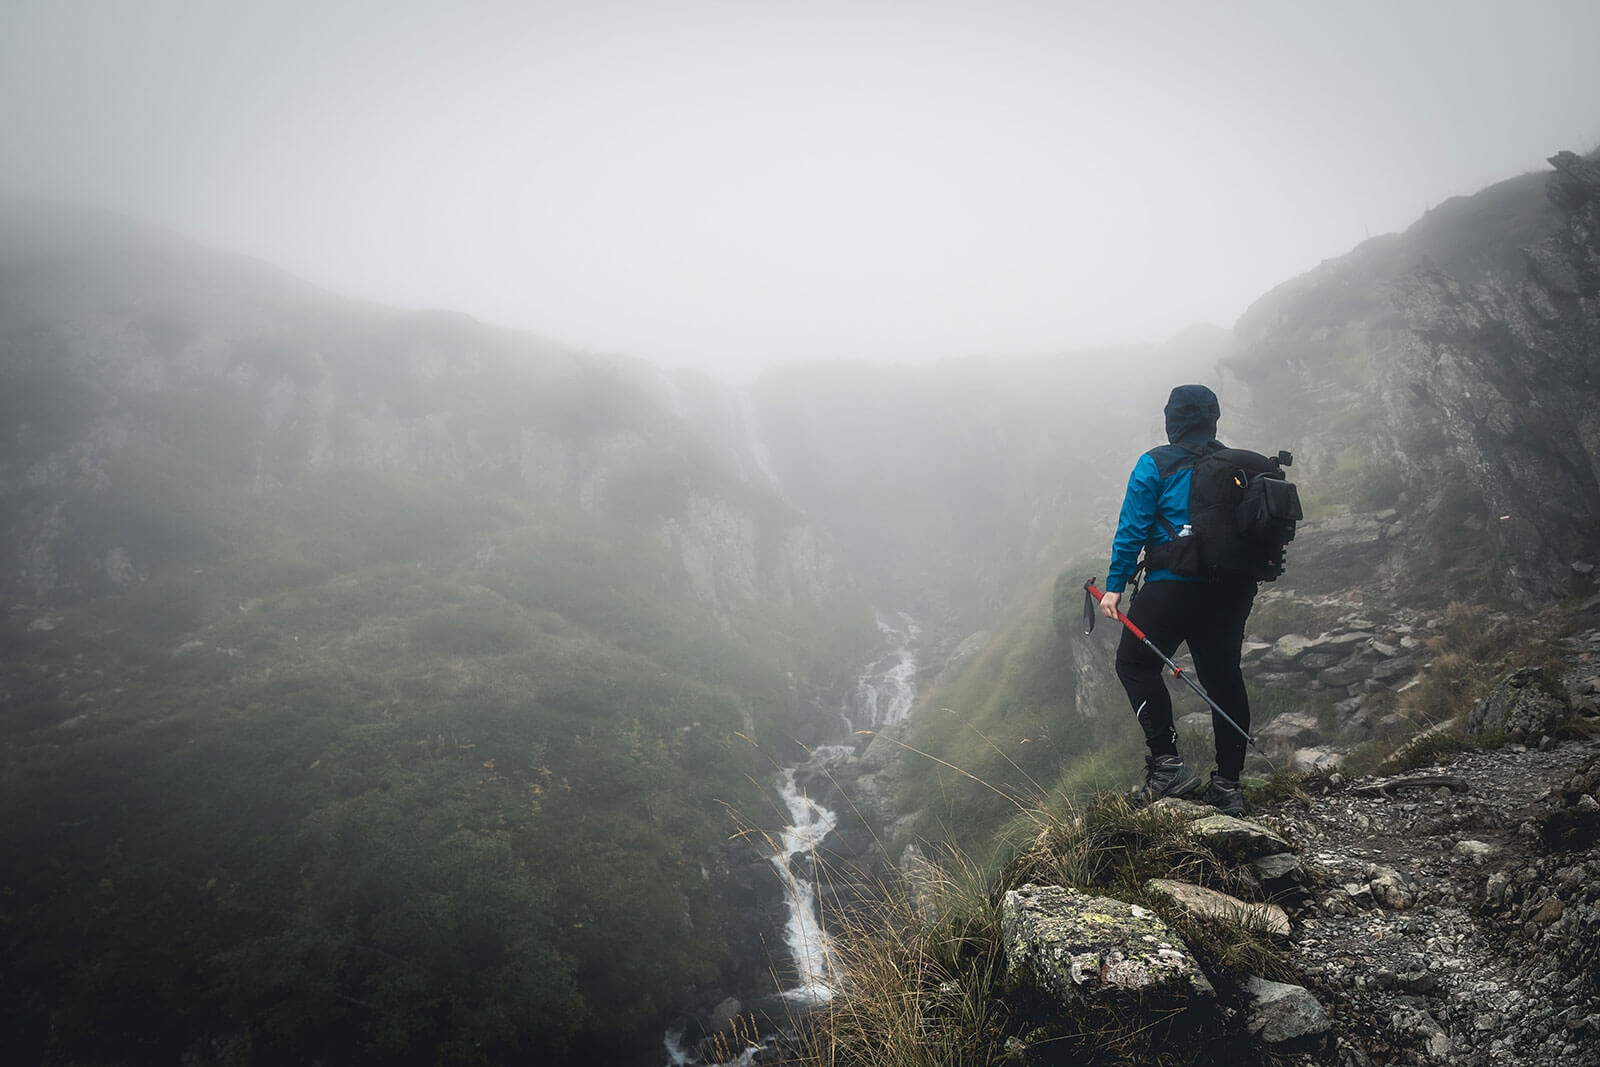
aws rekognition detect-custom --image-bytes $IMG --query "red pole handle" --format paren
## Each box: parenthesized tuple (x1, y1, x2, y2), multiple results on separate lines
(1083, 580, 1152, 643)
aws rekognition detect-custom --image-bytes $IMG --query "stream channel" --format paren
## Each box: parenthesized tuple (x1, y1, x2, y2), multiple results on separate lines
(665, 611, 921, 1066)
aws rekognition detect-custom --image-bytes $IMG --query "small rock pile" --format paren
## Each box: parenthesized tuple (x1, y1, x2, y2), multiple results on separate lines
(1247, 627, 1423, 703)
(1238, 619, 1600, 773)
(1170, 594, 1457, 771)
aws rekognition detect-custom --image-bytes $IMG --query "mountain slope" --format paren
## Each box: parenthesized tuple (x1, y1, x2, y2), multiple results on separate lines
(868, 148, 1600, 867)
(1225, 149, 1600, 603)
(0, 199, 875, 1064)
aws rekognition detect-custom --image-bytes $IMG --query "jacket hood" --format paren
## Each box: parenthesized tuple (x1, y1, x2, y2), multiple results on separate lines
(1164, 384, 1220, 447)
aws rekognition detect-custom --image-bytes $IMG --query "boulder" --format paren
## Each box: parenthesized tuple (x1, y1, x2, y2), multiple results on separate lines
(1144, 878, 1291, 936)
(1257, 710, 1321, 747)
(898, 843, 942, 923)
(1249, 852, 1302, 883)
(1318, 630, 1375, 650)
(1001, 884, 1214, 1004)
(1466, 667, 1571, 743)
(1368, 865, 1416, 909)
(1243, 976, 1332, 1044)
(1368, 655, 1419, 681)
(1271, 634, 1318, 661)
(1317, 662, 1367, 688)
(1188, 814, 1292, 861)
(709, 996, 742, 1027)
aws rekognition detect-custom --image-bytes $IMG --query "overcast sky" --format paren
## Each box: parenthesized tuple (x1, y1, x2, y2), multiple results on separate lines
(3, 1, 1598, 381)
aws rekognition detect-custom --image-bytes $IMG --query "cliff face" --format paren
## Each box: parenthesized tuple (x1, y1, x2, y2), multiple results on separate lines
(0, 200, 841, 618)
(1229, 150, 1600, 603)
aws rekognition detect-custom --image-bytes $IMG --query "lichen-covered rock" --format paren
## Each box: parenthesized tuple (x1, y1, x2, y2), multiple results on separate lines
(1144, 878, 1291, 936)
(1151, 796, 1214, 819)
(1001, 884, 1214, 1005)
(1272, 633, 1318, 661)
(1292, 746, 1345, 770)
(1466, 667, 1571, 743)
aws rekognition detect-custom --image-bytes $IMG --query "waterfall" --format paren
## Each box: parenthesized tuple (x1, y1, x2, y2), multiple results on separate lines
(843, 611, 921, 731)
(770, 766, 841, 1002)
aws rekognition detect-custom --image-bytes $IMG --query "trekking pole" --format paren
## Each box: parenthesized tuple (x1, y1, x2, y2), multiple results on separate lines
(1082, 578, 1263, 754)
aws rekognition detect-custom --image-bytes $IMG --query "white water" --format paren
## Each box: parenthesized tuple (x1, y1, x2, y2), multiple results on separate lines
(843, 611, 921, 731)
(768, 614, 919, 1002)
(770, 766, 841, 1002)
(666, 612, 920, 1065)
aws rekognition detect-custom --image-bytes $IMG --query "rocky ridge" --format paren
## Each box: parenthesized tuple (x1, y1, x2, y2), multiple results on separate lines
(993, 648, 1600, 1066)
(1229, 149, 1600, 604)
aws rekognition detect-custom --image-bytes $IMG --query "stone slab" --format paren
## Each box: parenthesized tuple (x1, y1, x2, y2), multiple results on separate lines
(1145, 878, 1291, 936)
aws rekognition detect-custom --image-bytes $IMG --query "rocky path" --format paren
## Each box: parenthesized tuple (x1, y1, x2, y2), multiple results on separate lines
(1259, 739, 1600, 1065)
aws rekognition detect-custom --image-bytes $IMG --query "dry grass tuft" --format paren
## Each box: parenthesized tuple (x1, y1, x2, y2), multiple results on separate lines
(790, 849, 1007, 1067)
(784, 787, 1291, 1066)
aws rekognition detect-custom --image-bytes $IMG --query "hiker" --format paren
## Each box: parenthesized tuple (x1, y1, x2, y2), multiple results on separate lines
(1100, 384, 1254, 815)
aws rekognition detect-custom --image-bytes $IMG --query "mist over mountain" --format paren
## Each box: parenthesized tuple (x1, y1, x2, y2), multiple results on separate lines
(3, 146, 1599, 1066)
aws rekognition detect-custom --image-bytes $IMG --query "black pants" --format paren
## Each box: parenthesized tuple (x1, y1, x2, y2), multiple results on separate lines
(1114, 578, 1256, 779)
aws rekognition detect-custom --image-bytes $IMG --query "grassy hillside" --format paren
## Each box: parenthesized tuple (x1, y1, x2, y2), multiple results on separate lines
(1, 458, 869, 1065)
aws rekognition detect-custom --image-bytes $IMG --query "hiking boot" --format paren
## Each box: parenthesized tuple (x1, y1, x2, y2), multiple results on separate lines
(1203, 772, 1245, 816)
(1128, 755, 1200, 804)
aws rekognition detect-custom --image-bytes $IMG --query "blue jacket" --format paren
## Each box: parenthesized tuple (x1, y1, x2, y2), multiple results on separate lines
(1106, 384, 1223, 594)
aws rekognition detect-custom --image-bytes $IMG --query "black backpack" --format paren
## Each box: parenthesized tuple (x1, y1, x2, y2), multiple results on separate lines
(1143, 443, 1302, 582)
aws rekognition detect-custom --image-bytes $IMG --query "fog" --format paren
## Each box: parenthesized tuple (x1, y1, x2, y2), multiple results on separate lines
(3, 0, 1598, 381)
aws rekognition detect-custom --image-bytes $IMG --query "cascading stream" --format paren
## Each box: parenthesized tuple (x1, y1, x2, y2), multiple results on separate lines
(768, 612, 919, 1004)
(845, 611, 921, 732)
(665, 611, 920, 1065)
(770, 763, 844, 1002)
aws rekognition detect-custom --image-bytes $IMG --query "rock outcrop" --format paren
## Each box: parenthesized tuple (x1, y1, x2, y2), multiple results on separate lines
(998, 806, 1334, 1061)
(988, 736, 1600, 1065)
(1230, 149, 1600, 604)
(1002, 883, 1215, 1005)
(1465, 666, 1573, 743)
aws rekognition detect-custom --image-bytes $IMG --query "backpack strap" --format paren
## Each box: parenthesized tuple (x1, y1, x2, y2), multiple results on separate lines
(1148, 439, 1221, 478)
